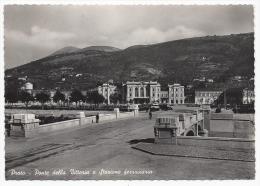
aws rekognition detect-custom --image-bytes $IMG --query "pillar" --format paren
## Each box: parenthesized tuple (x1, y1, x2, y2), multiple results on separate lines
(107, 86, 110, 105)
(150, 86, 153, 103)
(9, 114, 40, 138)
(168, 88, 171, 104)
(76, 112, 85, 126)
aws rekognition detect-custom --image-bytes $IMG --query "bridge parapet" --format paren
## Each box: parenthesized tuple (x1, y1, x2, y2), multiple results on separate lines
(154, 108, 206, 144)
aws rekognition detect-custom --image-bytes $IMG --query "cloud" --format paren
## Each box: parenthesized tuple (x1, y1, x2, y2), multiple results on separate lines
(4, 5, 253, 69)
(5, 26, 76, 50)
(122, 26, 206, 47)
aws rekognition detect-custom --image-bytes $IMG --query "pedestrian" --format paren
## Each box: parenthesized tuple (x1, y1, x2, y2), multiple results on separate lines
(5, 121, 11, 137)
(96, 113, 99, 123)
(149, 111, 152, 120)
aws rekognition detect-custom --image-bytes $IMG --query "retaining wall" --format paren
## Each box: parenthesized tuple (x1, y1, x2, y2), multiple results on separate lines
(99, 113, 117, 121)
(117, 112, 135, 119)
(80, 116, 96, 125)
(38, 119, 80, 134)
(8, 110, 138, 137)
(209, 113, 255, 139)
(177, 136, 254, 150)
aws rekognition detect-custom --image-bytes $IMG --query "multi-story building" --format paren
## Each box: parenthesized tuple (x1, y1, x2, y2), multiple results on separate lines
(242, 88, 255, 104)
(168, 84, 185, 104)
(122, 81, 161, 104)
(121, 81, 185, 104)
(195, 89, 222, 105)
(97, 83, 117, 104)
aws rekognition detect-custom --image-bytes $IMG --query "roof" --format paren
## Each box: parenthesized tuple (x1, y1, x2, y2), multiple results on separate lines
(195, 89, 223, 92)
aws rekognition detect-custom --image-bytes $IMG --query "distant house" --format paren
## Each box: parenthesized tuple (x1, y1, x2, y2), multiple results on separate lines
(18, 76, 27, 81)
(232, 76, 242, 81)
(186, 84, 193, 89)
(20, 82, 33, 94)
(207, 79, 214, 83)
(242, 88, 254, 104)
(199, 77, 206, 82)
(75, 74, 82, 77)
(195, 89, 223, 105)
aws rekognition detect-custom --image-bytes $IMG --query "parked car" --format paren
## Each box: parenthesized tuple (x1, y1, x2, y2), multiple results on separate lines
(150, 103, 160, 111)
(159, 104, 172, 111)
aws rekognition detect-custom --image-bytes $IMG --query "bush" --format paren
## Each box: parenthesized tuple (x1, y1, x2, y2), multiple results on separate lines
(215, 108, 221, 113)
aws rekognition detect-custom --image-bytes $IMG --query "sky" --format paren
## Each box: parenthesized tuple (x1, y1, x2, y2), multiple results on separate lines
(4, 5, 254, 69)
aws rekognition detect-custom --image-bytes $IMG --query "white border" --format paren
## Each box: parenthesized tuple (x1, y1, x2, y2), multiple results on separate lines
(0, 1, 259, 186)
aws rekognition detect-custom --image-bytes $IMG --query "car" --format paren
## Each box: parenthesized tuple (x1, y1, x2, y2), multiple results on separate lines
(150, 103, 160, 111)
(159, 104, 172, 111)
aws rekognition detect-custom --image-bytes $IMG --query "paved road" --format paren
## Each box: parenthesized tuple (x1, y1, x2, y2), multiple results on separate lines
(5, 112, 254, 180)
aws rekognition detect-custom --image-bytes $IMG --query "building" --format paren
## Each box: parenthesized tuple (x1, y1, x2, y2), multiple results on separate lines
(242, 88, 255, 104)
(21, 82, 33, 94)
(160, 91, 169, 103)
(122, 81, 185, 104)
(168, 84, 185, 104)
(97, 83, 117, 104)
(195, 89, 222, 105)
(207, 79, 214, 83)
(123, 81, 161, 104)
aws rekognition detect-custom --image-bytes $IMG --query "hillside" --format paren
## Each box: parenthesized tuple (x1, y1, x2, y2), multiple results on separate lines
(49, 46, 80, 56)
(5, 33, 254, 90)
(79, 46, 121, 53)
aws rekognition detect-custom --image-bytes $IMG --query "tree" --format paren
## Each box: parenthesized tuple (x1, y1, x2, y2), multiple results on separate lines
(35, 92, 50, 109)
(109, 93, 122, 104)
(87, 91, 105, 106)
(5, 90, 18, 104)
(214, 88, 243, 107)
(53, 90, 65, 105)
(18, 90, 34, 109)
(70, 89, 85, 107)
(5, 81, 19, 105)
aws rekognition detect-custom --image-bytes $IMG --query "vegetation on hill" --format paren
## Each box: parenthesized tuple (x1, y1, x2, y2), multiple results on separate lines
(5, 33, 254, 90)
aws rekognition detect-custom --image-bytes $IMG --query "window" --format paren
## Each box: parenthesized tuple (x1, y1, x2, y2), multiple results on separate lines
(146, 86, 150, 96)
(135, 87, 139, 97)
(140, 87, 144, 97)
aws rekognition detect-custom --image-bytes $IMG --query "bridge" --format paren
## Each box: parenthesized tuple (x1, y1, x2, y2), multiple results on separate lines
(154, 107, 208, 144)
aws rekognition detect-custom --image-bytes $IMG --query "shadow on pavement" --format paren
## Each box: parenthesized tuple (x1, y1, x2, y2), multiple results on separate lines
(128, 138, 154, 145)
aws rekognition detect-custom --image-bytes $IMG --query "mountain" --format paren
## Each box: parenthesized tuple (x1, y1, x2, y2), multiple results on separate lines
(50, 46, 80, 56)
(5, 33, 254, 90)
(78, 46, 121, 53)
